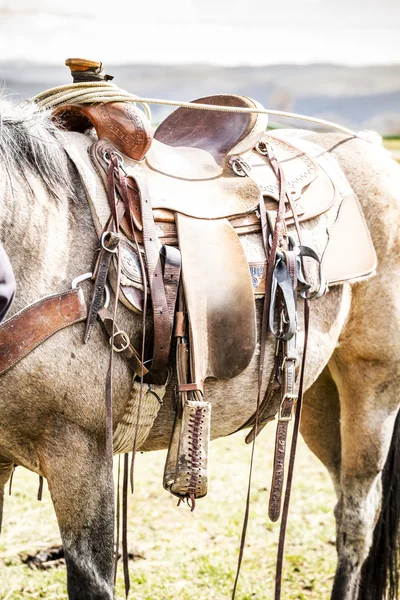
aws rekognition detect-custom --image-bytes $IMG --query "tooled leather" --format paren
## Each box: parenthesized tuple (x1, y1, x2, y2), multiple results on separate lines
(268, 393, 294, 522)
(53, 102, 153, 161)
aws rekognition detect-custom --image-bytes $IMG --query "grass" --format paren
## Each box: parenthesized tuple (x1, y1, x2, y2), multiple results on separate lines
(383, 137, 400, 162)
(0, 431, 337, 599)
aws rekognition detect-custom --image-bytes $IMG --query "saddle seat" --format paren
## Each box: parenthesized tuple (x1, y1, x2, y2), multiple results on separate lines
(150, 94, 268, 178)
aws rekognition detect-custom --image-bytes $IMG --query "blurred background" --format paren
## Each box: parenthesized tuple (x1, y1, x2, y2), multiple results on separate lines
(0, 0, 399, 135)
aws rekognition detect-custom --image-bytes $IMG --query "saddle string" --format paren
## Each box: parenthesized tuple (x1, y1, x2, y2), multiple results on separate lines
(32, 81, 365, 139)
(114, 454, 121, 586)
(105, 154, 123, 463)
(8, 465, 15, 496)
(103, 153, 132, 595)
(122, 452, 130, 599)
(119, 178, 148, 493)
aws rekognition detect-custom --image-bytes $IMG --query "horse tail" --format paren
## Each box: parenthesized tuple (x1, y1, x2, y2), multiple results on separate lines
(358, 409, 400, 600)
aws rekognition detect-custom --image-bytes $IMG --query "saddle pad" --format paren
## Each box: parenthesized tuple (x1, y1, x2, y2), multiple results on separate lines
(322, 193, 377, 283)
(249, 134, 319, 199)
(176, 214, 256, 380)
(241, 133, 377, 291)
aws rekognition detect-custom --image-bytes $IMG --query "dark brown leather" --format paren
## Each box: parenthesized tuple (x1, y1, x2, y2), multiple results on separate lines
(85, 229, 120, 343)
(129, 164, 174, 374)
(0, 288, 87, 374)
(97, 307, 148, 376)
(53, 102, 153, 161)
(91, 141, 177, 374)
(155, 94, 267, 162)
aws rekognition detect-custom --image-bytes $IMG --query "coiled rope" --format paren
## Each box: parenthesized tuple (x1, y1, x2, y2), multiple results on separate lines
(32, 81, 364, 138)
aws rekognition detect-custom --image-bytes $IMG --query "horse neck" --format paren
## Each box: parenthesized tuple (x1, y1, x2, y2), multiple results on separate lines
(0, 157, 98, 313)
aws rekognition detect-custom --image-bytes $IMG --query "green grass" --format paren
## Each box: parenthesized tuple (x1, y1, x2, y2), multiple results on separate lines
(0, 431, 337, 599)
(383, 137, 400, 162)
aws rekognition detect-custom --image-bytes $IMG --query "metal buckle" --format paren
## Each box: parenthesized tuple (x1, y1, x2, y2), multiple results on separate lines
(228, 156, 252, 177)
(282, 355, 298, 369)
(72, 272, 93, 288)
(109, 330, 130, 353)
(101, 231, 119, 254)
(71, 272, 110, 309)
(278, 393, 297, 422)
(103, 150, 128, 175)
(255, 141, 269, 156)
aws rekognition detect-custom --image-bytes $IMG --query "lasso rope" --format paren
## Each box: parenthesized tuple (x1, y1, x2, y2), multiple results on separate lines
(32, 81, 364, 138)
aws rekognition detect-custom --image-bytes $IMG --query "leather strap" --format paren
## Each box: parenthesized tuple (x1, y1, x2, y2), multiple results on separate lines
(161, 245, 181, 328)
(232, 142, 289, 599)
(85, 229, 121, 343)
(268, 334, 298, 522)
(0, 287, 87, 374)
(122, 161, 173, 374)
(178, 381, 204, 394)
(273, 180, 312, 600)
(97, 307, 148, 377)
(274, 300, 309, 600)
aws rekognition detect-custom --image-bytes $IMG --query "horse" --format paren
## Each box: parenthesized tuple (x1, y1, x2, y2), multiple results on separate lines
(0, 96, 400, 600)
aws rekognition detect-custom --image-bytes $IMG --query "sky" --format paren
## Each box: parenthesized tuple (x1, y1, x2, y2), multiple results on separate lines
(0, 0, 399, 65)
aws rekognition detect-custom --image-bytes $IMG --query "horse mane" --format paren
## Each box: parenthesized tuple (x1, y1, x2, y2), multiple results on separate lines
(0, 96, 72, 199)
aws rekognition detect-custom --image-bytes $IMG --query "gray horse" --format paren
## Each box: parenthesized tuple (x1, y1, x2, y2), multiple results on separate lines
(0, 98, 400, 600)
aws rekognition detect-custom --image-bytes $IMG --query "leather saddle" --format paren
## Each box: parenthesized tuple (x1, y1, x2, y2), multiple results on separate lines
(55, 96, 333, 221)
(56, 92, 376, 503)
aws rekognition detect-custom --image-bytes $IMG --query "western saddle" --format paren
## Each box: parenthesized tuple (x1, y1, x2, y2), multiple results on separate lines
(49, 59, 376, 510)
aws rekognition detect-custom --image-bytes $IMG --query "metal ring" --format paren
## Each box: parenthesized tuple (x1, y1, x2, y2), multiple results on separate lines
(103, 285, 111, 310)
(72, 272, 93, 288)
(103, 150, 128, 175)
(109, 330, 130, 353)
(101, 231, 119, 254)
(255, 141, 269, 156)
(71, 272, 110, 309)
(229, 157, 251, 177)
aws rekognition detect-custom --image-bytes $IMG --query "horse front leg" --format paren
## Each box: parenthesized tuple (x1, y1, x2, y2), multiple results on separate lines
(329, 356, 400, 600)
(0, 458, 13, 535)
(40, 421, 115, 600)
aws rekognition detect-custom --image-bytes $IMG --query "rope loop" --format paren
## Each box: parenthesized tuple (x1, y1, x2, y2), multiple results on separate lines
(32, 81, 364, 138)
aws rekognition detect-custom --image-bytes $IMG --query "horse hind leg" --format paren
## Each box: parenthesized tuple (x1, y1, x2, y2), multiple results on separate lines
(301, 365, 341, 495)
(39, 422, 115, 600)
(329, 355, 400, 600)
